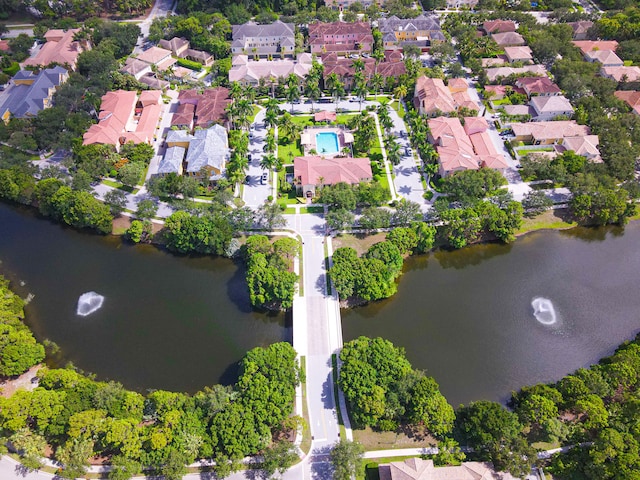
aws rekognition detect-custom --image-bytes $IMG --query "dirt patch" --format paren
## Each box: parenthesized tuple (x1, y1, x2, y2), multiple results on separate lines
(353, 425, 437, 451)
(332, 232, 387, 256)
(112, 215, 132, 234)
(0, 364, 43, 398)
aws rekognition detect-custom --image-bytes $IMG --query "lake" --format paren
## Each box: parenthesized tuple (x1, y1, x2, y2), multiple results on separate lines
(0, 202, 289, 393)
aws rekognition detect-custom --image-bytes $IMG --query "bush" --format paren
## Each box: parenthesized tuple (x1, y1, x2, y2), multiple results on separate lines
(176, 57, 203, 71)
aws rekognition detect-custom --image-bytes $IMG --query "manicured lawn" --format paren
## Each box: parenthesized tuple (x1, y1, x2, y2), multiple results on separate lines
(517, 208, 577, 235)
(277, 165, 302, 206)
(299, 357, 312, 455)
(101, 179, 139, 194)
(248, 105, 261, 123)
(278, 139, 303, 163)
(290, 115, 314, 126)
(333, 232, 387, 256)
(492, 98, 512, 106)
(390, 100, 405, 118)
(353, 425, 436, 451)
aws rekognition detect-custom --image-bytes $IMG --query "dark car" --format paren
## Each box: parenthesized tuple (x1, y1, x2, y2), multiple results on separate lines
(261, 173, 268, 184)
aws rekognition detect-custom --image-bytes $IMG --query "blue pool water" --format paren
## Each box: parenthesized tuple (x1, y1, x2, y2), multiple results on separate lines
(316, 132, 339, 154)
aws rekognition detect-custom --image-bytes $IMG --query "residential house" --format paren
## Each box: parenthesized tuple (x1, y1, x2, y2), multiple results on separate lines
(557, 135, 602, 163)
(166, 125, 230, 182)
(568, 21, 593, 40)
(530, 95, 574, 121)
(584, 49, 623, 67)
(293, 155, 372, 198)
(447, 77, 468, 93)
(322, 51, 405, 89)
(491, 32, 526, 47)
(446, 0, 479, 8)
(171, 103, 196, 130)
(228, 53, 314, 86)
(325, 0, 383, 10)
(136, 46, 176, 71)
(314, 111, 336, 122)
(120, 58, 152, 80)
(515, 76, 561, 97)
(482, 20, 517, 35)
(0, 66, 68, 123)
(484, 84, 508, 100)
(173, 87, 231, 130)
(511, 120, 589, 144)
(22, 28, 87, 70)
(485, 64, 547, 83)
(504, 46, 533, 64)
(378, 15, 445, 51)
(157, 146, 185, 176)
(139, 75, 170, 90)
(501, 104, 532, 120)
(572, 40, 619, 55)
(231, 21, 295, 59)
(614, 90, 640, 115)
(600, 66, 640, 83)
(82, 90, 163, 151)
(378, 458, 513, 480)
(159, 36, 214, 67)
(427, 116, 508, 177)
(308, 21, 373, 55)
(481, 57, 505, 67)
(414, 77, 479, 117)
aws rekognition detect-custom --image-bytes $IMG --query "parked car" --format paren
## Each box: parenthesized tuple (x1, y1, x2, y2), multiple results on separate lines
(261, 173, 268, 184)
(405, 146, 412, 156)
(248, 154, 252, 161)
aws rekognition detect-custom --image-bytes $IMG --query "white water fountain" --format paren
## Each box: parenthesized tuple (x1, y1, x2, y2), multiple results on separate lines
(76, 292, 105, 316)
(531, 297, 557, 325)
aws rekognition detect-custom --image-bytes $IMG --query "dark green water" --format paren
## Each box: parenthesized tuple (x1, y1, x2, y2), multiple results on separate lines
(343, 224, 640, 406)
(3, 201, 640, 405)
(0, 202, 289, 393)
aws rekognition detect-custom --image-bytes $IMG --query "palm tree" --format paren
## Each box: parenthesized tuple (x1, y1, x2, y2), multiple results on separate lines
(352, 71, 368, 111)
(286, 82, 300, 114)
(377, 104, 392, 134)
(385, 138, 402, 166)
(234, 99, 253, 131)
(305, 78, 321, 112)
(260, 153, 278, 171)
(326, 73, 345, 111)
(264, 109, 279, 129)
(394, 84, 408, 102)
(229, 82, 243, 102)
(263, 131, 276, 153)
(370, 73, 383, 100)
(352, 58, 365, 73)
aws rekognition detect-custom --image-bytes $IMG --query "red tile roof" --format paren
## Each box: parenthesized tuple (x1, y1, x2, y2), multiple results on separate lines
(483, 20, 517, 34)
(171, 103, 195, 127)
(294, 156, 372, 186)
(176, 87, 230, 128)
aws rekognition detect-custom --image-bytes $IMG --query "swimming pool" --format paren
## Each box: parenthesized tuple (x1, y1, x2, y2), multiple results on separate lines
(316, 132, 339, 155)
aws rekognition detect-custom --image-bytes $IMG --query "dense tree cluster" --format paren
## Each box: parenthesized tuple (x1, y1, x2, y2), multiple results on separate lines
(0, 276, 45, 378)
(243, 235, 299, 310)
(0, 339, 301, 479)
(339, 337, 455, 435)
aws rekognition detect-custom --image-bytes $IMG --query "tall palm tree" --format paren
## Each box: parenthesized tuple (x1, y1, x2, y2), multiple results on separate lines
(229, 82, 243, 102)
(326, 73, 345, 111)
(260, 153, 278, 171)
(394, 84, 408, 102)
(235, 99, 253, 131)
(352, 58, 365, 73)
(352, 71, 368, 111)
(377, 104, 392, 134)
(305, 78, 321, 112)
(286, 82, 300, 114)
(370, 73, 383, 100)
(263, 131, 276, 153)
(385, 138, 402, 166)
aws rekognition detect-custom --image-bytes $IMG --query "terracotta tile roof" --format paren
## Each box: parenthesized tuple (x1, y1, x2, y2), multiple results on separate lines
(463, 116, 489, 135)
(294, 155, 372, 186)
(314, 111, 336, 122)
(229, 58, 313, 83)
(447, 77, 468, 91)
(491, 32, 526, 47)
(414, 77, 456, 115)
(572, 40, 618, 54)
(0, 40, 9, 52)
(601, 66, 640, 82)
(176, 87, 230, 128)
(83, 90, 163, 148)
(138, 75, 169, 90)
(483, 20, 517, 34)
(158, 37, 190, 55)
(481, 57, 505, 67)
(584, 49, 623, 66)
(322, 53, 405, 79)
(379, 458, 506, 480)
(511, 120, 589, 141)
(615, 90, 640, 114)
(120, 58, 151, 79)
(308, 21, 373, 53)
(560, 134, 601, 161)
(171, 103, 195, 127)
(136, 46, 172, 65)
(516, 76, 561, 96)
(139, 90, 162, 107)
(23, 28, 84, 69)
(485, 65, 547, 83)
(504, 46, 533, 62)
(568, 21, 593, 37)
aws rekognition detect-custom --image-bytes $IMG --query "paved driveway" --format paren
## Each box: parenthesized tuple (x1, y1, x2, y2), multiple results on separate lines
(243, 108, 274, 207)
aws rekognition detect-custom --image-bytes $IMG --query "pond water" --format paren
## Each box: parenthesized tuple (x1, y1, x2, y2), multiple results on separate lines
(0, 202, 289, 393)
(342, 225, 640, 406)
(3, 200, 640, 405)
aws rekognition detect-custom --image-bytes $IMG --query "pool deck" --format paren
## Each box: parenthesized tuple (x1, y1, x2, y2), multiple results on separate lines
(301, 126, 353, 158)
